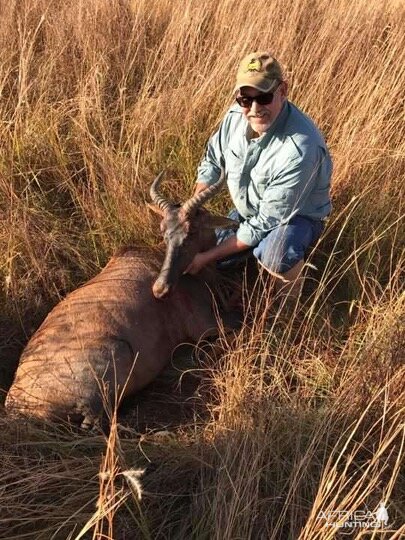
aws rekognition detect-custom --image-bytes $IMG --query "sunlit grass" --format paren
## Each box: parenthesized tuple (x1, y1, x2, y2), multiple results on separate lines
(0, 0, 404, 537)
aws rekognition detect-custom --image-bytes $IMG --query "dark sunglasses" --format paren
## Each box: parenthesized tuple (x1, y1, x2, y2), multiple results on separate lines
(235, 90, 277, 108)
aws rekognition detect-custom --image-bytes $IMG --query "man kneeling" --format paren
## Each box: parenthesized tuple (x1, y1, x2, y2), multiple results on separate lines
(185, 51, 332, 304)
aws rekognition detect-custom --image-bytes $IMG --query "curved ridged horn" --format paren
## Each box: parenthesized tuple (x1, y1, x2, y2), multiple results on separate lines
(150, 171, 173, 211)
(181, 169, 226, 216)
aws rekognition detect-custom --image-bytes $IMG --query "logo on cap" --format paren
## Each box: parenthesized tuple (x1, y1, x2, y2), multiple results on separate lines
(246, 58, 261, 72)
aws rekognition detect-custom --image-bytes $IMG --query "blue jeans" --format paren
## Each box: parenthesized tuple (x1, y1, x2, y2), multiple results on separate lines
(216, 210, 324, 273)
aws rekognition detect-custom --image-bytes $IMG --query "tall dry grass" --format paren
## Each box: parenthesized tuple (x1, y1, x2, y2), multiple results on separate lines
(0, 0, 404, 538)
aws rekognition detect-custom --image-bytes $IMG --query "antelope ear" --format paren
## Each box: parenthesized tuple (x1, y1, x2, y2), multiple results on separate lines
(204, 215, 239, 230)
(147, 203, 165, 216)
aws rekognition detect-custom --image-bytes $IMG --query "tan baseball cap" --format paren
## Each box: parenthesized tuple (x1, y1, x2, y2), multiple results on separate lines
(235, 51, 283, 92)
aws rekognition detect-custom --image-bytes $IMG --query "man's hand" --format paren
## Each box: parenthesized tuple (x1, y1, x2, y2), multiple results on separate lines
(184, 252, 211, 275)
(185, 236, 251, 276)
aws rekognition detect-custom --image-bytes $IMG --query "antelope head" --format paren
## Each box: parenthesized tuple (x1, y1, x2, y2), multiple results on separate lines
(149, 171, 237, 299)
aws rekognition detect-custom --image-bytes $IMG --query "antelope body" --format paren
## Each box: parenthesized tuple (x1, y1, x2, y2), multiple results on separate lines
(5, 174, 236, 427)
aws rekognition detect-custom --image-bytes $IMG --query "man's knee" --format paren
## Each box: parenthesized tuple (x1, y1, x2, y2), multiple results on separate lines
(255, 247, 302, 274)
(253, 228, 305, 274)
(252, 217, 320, 274)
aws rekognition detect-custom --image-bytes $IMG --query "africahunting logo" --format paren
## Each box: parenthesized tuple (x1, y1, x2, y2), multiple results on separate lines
(316, 501, 393, 533)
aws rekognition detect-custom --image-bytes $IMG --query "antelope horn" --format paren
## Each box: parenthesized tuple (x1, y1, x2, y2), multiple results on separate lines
(181, 169, 226, 216)
(149, 171, 173, 211)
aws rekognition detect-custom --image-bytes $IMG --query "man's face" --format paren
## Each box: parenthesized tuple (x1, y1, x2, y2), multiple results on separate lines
(237, 82, 287, 135)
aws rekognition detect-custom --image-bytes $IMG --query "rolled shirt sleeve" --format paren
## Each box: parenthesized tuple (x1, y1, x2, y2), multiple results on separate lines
(196, 123, 225, 186)
(196, 108, 242, 186)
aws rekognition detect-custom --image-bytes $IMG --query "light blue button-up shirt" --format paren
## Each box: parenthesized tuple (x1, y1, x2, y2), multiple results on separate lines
(197, 101, 332, 246)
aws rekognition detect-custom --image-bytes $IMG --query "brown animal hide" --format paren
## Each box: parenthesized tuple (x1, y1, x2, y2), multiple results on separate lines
(5, 247, 222, 428)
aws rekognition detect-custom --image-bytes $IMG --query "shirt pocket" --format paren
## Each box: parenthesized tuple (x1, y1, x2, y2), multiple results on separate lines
(250, 169, 270, 199)
(224, 147, 243, 179)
